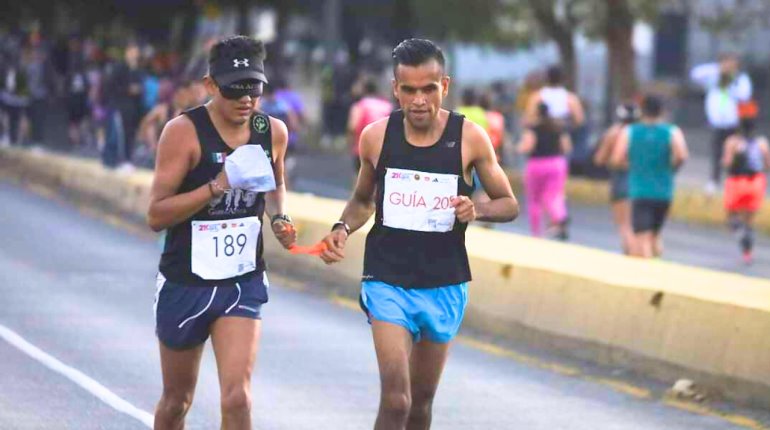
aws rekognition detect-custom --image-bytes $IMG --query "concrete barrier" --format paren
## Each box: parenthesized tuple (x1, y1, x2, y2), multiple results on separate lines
(3, 146, 770, 408)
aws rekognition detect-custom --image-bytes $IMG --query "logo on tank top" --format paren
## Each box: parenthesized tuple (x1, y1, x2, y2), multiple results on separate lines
(445, 140, 456, 148)
(208, 189, 259, 216)
(253, 115, 269, 134)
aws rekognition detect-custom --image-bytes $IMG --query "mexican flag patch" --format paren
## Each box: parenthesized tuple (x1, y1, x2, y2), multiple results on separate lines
(212, 152, 226, 163)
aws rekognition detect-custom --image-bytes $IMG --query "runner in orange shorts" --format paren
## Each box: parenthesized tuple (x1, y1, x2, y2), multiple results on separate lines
(722, 118, 770, 264)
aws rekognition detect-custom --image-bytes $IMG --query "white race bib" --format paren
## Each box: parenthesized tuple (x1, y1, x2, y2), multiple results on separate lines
(191, 216, 260, 280)
(383, 168, 458, 232)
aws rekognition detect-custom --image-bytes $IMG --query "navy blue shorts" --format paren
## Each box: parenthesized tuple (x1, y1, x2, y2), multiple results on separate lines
(154, 271, 269, 350)
(631, 199, 671, 233)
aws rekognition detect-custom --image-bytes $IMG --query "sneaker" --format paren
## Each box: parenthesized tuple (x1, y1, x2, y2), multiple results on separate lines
(742, 251, 753, 265)
(116, 162, 136, 174)
(704, 181, 718, 195)
(548, 220, 569, 241)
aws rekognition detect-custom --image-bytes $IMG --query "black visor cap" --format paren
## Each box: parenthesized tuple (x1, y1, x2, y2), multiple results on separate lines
(209, 55, 268, 86)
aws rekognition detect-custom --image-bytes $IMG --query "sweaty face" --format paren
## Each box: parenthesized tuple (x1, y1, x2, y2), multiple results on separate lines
(392, 60, 449, 131)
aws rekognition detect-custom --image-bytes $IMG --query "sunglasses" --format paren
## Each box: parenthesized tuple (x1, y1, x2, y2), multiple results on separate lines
(215, 79, 264, 100)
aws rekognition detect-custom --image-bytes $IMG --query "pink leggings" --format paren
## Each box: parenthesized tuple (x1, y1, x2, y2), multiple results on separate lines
(524, 156, 568, 236)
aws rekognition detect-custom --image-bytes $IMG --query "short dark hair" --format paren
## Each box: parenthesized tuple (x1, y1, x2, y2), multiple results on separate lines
(546, 66, 563, 85)
(537, 102, 550, 119)
(392, 38, 445, 76)
(461, 88, 477, 106)
(537, 102, 561, 133)
(615, 102, 640, 124)
(641, 94, 664, 117)
(363, 78, 379, 95)
(208, 36, 266, 68)
(739, 118, 755, 137)
(479, 93, 493, 110)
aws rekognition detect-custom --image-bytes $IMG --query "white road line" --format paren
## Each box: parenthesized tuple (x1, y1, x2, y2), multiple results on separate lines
(0, 324, 154, 428)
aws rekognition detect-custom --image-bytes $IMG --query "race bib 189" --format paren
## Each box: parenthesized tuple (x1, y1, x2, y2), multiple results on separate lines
(382, 168, 458, 232)
(191, 216, 260, 280)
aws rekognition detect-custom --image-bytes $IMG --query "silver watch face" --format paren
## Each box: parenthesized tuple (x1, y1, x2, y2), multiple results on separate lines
(272, 214, 291, 224)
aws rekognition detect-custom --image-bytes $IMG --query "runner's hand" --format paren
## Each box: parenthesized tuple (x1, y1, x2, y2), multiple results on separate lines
(320, 228, 347, 264)
(451, 196, 476, 223)
(215, 170, 230, 189)
(272, 221, 297, 249)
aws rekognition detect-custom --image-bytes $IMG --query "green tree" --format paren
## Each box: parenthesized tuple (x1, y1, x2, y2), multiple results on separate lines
(695, 0, 770, 41)
(409, 0, 664, 102)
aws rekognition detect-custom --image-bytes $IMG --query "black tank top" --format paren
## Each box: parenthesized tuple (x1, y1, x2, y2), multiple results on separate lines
(530, 124, 564, 158)
(158, 105, 273, 286)
(363, 110, 473, 289)
(729, 137, 764, 177)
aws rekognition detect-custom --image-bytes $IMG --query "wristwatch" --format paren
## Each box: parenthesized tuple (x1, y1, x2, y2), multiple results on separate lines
(271, 214, 293, 225)
(331, 221, 350, 235)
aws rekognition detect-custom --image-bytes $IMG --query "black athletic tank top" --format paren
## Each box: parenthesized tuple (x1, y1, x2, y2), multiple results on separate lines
(363, 110, 473, 289)
(158, 105, 273, 286)
(729, 137, 764, 177)
(530, 124, 564, 158)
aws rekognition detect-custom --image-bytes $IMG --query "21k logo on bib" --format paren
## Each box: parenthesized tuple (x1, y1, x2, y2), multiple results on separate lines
(383, 168, 458, 232)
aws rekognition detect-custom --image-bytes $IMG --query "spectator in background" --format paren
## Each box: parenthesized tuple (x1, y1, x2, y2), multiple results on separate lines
(480, 92, 505, 163)
(138, 80, 194, 159)
(24, 40, 57, 146)
(612, 95, 689, 258)
(346, 77, 392, 173)
(320, 50, 356, 149)
(524, 66, 584, 128)
(515, 71, 543, 125)
(722, 117, 770, 264)
(690, 53, 752, 194)
(456, 88, 488, 131)
(104, 42, 145, 169)
(65, 35, 90, 148)
(259, 83, 299, 186)
(1, 49, 30, 146)
(274, 76, 306, 155)
(490, 80, 516, 135)
(593, 102, 640, 254)
(518, 103, 572, 240)
(142, 55, 165, 114)
(85, 43, 108, 153)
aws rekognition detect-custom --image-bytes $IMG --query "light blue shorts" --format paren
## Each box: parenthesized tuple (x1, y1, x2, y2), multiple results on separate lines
(360, 280, 469, 343)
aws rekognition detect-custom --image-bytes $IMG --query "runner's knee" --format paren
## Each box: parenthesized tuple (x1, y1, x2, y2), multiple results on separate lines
(380, 391, 411, 419)
(221, 386, 251, 414)
(158, 389, 193, 419)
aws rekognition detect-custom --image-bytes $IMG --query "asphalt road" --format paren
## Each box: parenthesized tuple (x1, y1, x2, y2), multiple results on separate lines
(1, 178, 769, 429)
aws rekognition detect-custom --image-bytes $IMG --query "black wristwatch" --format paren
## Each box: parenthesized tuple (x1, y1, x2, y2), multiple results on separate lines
(332, 221, 351, 235)
(271, 214, 293, 225)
